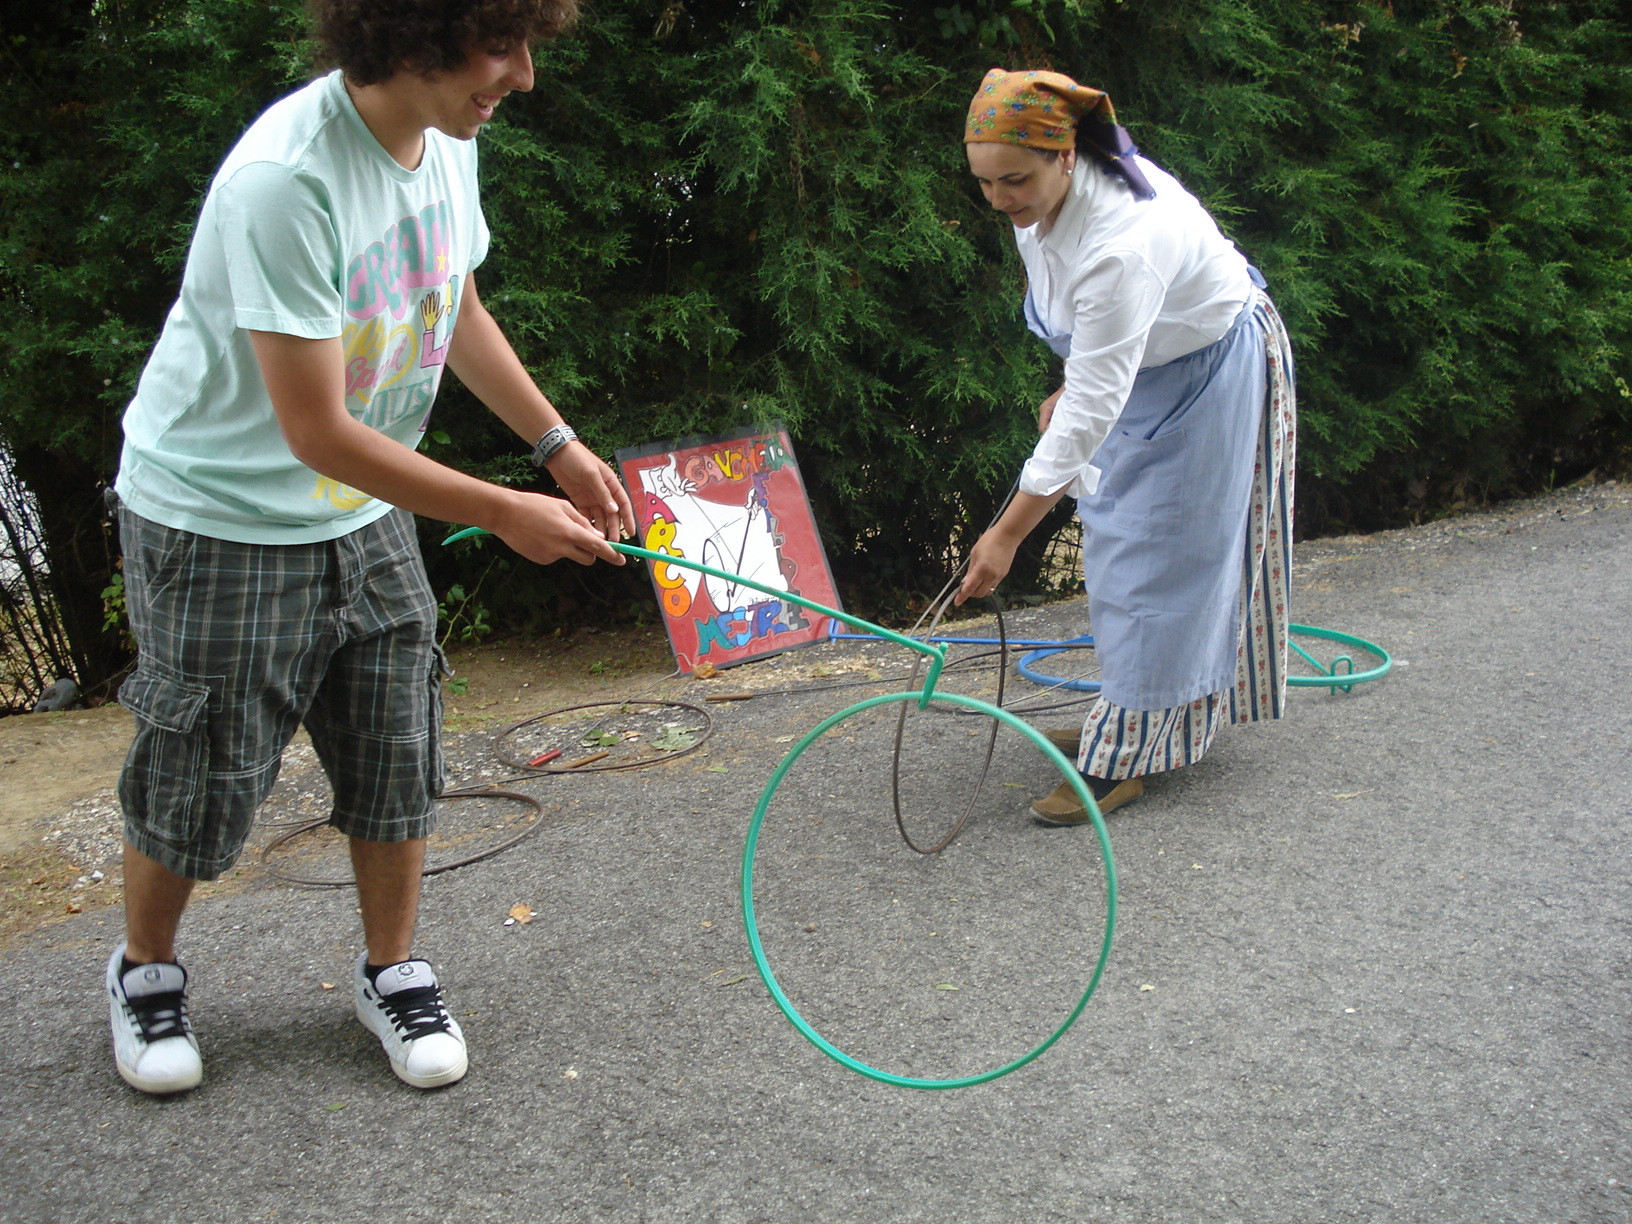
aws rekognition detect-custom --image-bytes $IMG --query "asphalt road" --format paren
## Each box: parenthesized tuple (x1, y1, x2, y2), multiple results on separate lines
(4, 484, 1629, 1224)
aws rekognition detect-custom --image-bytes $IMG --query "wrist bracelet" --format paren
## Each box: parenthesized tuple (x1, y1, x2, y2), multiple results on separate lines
(529, 424, 578, 468)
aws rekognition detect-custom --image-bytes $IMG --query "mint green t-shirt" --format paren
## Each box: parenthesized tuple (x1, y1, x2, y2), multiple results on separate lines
(117, 70, 490, 544)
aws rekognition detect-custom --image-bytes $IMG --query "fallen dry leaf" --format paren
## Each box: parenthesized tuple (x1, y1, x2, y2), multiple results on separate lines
(693, 662, 720, 679)
(652, 726, 699, 751)
(508, 904, 535, 925)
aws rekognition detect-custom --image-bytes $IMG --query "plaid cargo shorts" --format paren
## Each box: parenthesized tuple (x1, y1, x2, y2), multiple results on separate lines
(114, 500, 446, 880)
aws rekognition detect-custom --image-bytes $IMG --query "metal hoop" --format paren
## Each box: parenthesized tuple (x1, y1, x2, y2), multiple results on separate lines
(742, 691, 1116, 1089)
(259, 787, 544, 887)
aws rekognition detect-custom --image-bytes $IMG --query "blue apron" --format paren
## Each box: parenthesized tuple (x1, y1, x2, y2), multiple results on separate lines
(1024, 274, 1269, 711)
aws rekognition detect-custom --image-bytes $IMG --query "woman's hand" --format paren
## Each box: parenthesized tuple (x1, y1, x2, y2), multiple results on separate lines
(955, 526, 1022, 605)
(953, 487, 1069, 606)
(1038, 384, 1065, 432)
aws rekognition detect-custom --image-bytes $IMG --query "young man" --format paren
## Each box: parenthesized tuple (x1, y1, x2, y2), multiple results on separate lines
(106, 0, 632, 1094)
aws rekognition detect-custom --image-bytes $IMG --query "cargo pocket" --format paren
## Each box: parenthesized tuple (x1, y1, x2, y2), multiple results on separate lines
(117, 667, 213, 848)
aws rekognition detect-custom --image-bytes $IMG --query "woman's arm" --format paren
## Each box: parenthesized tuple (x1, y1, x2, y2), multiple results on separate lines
(954, 488, 1068, 605)
(957, 254, 1159, 604)
(1020, 249, 1163, 499)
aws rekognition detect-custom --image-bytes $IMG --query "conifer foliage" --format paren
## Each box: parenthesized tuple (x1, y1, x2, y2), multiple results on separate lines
(4, 0, 1630, 693)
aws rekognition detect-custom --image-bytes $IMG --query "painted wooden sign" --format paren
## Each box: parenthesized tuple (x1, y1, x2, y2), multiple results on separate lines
(615, 424, 842, 673)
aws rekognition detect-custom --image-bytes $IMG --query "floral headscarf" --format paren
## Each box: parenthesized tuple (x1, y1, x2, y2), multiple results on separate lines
(964, 68, 1156, 201)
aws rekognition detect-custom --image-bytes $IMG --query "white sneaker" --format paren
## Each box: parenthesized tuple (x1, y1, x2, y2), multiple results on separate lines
(353, 956, 467, 1088)
(106, 945, 202, 1095)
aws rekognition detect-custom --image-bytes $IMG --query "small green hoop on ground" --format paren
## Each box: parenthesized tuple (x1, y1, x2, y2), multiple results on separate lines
(1286, 623, 1393, 693)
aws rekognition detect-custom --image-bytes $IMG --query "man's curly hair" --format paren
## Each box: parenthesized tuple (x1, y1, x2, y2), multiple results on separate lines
(311, 0, 580, 85)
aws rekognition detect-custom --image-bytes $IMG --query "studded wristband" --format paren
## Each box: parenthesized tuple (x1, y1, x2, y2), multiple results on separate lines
(529, 424, 578, 468)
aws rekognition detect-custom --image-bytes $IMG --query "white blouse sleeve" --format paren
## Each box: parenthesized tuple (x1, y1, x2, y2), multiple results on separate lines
(1018, 247, 1165, 498)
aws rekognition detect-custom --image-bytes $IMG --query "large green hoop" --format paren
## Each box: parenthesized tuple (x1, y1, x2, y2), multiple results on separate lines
(1286, 623, 1393, 693)
(741, 690, 1117, 1089)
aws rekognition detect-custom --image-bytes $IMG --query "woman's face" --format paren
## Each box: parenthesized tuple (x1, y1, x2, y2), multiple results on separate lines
(966, 143, 1077, 231)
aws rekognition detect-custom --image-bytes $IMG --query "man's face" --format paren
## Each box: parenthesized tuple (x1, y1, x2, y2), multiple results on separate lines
(421, 40, 535, 141)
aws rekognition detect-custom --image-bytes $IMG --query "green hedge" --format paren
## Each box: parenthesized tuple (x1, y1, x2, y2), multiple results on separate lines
(4, 0, 1629, 688)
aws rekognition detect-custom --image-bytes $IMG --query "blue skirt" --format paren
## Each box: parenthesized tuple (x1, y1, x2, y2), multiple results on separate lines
(1073, 299, 1269, 710)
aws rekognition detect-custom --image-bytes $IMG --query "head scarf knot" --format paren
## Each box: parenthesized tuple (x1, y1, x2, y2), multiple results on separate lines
(964, 68, 1156, 201)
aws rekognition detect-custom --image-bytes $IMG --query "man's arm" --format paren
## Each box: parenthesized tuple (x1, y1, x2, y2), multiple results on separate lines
(249, 330, 621, 568)
(445, 275, 637, 542)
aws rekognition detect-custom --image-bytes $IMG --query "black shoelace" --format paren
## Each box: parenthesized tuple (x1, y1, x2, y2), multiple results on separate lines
(127, 991, 190, 1043)
(379, 986, 451, 1039)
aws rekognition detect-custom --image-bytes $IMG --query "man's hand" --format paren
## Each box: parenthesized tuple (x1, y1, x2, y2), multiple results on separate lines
(489, 488, 624, 567)
(544, 441, 637, 542)
(443, 275, 637, 543)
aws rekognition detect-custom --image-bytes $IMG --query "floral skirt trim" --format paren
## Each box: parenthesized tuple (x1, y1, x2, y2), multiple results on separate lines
(1079, 691, 1231, 779)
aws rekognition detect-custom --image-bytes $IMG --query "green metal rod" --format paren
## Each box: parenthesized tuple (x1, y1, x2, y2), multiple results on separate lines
(443, 530, 1394, 700)
(613, 541, 947, 691)
(441, 528, 950, 703)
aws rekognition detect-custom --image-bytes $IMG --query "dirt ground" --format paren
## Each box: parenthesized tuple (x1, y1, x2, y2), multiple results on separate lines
(0, 623, 680, 950)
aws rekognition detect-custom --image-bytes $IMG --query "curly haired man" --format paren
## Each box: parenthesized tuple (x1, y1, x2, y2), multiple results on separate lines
(106, 0, 629, 1094)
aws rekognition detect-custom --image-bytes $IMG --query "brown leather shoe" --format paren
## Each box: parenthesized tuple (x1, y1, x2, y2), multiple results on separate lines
(1030, 775, 1143, 826)
(1042, 728, 1081, 757)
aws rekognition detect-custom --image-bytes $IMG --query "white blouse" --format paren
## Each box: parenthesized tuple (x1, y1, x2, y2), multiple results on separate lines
(1014, 156, 1252, 498)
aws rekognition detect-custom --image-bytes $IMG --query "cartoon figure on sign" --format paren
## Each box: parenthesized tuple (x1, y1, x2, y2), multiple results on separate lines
(637, 456, 793, 617)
